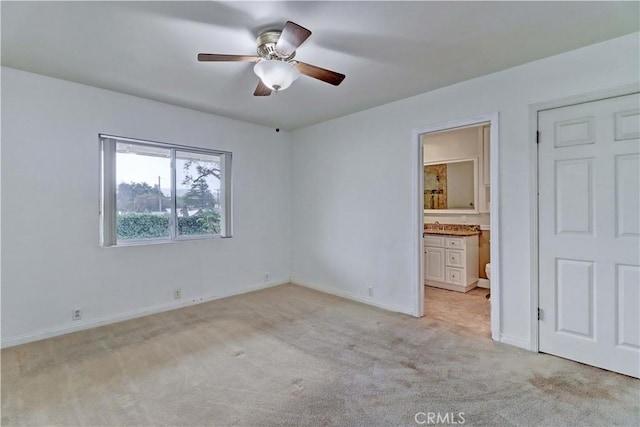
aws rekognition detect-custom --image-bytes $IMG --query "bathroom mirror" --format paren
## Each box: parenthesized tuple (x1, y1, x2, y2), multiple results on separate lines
(424, 158, 478, 213)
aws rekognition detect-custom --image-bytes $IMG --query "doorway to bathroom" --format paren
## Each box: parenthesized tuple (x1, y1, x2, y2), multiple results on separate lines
(413, 113, 500, 341)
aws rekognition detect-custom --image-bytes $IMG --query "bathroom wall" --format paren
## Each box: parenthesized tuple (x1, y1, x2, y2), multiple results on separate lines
(423, 126, 480, 162)
(423, 125, 489, 227)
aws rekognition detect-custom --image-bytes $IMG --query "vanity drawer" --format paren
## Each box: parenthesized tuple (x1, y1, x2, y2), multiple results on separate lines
(446, 249, 463, 267)
(445, 237, 464, 249)
(446, 267, 464, 285)
(424, 235, 445, 248)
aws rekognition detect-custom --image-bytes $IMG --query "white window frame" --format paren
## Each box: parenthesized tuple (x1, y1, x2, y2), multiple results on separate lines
(99, 134, 233, 246)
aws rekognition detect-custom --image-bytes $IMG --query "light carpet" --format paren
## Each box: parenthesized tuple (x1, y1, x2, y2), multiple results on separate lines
(2, 284, 639, 426)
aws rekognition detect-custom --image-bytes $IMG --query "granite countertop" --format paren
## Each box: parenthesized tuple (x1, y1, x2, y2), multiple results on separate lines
(423, 224, 481, 236)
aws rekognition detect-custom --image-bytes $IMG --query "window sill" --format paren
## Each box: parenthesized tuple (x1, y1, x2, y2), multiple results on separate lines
(102, 234, 230, 247)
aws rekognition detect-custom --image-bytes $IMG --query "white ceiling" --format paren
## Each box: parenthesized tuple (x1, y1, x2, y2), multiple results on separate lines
(2, 1, 638, 130)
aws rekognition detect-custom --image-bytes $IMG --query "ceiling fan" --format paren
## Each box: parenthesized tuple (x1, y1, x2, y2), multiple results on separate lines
(198, 21, 345, 96)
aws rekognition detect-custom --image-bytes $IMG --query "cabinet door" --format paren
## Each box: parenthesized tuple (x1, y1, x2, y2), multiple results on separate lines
(425, 246, 445, 282)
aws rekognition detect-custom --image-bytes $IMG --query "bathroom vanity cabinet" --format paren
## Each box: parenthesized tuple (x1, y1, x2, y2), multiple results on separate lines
(424, 233, 479, 292)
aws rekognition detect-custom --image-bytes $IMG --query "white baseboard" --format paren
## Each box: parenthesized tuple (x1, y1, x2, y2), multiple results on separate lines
(477, 278, 490, 289)
(500, 333, 532, 351)
(1, 279, 289, 349)
(292, 278, 411, 315)
(425, 280, 478, 293)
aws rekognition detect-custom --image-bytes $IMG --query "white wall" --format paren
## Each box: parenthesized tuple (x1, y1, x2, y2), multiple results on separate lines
(1, 67, 292, 346)
(423, 126, 480, 162)
(290, 33, 640, 348)
(3, 33, 639, 350)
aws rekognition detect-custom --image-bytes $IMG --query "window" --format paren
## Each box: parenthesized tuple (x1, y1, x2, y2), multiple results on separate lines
(100, 135, 232, 246)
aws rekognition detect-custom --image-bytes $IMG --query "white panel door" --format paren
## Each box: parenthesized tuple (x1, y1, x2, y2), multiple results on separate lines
(539, 93, 640, 378)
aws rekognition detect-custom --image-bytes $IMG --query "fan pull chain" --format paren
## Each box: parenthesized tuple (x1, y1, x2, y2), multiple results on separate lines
(274, 90, 281, 133)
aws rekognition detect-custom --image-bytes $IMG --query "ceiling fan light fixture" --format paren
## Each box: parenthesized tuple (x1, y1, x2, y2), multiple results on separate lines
(254, 60, 299, 91)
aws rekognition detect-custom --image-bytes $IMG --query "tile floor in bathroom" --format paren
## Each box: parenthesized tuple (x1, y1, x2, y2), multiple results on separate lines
(424, 285, 491, 337)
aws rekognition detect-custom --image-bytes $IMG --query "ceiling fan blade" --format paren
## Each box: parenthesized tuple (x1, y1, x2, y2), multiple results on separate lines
(253, 80, 272, 96)
(295, 62, 345, 86)
(275, 21, 312, 56)
(198, 53, 260, 62)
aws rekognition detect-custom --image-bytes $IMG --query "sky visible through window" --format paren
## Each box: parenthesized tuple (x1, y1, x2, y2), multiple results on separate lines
(116, 152, 221, 195)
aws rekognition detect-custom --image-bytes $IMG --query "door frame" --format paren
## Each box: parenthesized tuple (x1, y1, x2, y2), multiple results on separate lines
(412, 112, 501, 341)
(529, 83, 639, 352)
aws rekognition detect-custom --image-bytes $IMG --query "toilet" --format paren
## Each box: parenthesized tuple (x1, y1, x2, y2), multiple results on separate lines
(485, 263, 491, 300)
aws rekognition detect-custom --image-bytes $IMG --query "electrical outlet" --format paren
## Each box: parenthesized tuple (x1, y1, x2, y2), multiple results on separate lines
(174, 289, 182, 300)
(264, 272, 270, 282)
(72, 309, 82, 321)
(368, 287, 374, 297)
(460, 215, 467, 223)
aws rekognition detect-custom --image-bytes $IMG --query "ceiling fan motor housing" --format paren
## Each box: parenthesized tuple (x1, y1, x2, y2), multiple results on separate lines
(256, 30, 296, 61)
